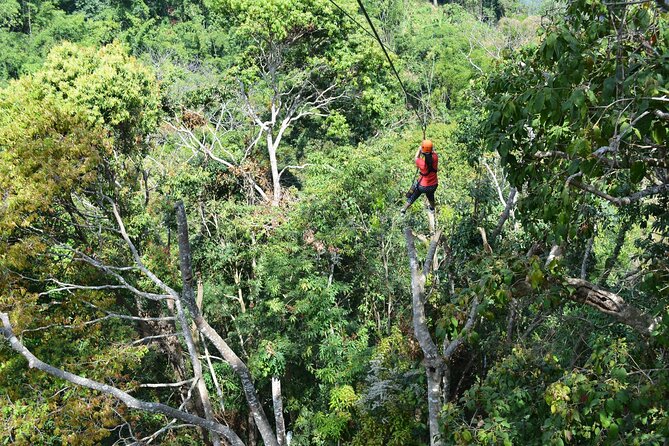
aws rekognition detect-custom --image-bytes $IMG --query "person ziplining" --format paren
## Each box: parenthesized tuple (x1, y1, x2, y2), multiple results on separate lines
(333, 0, 438, 219)
(402, 139, 438, 215)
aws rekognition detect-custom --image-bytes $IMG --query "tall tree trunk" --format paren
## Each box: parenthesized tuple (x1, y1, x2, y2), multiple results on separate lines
(405, 227, 480, 446)
(135, 301, 205, 421)
(175, 201, 280, 446)
(248, 411, 257, 446)
(268, 136, 281, 206)
(405, 228, 444, 446)
(426, 363, 444, 446)
(272, 376, 288, 446)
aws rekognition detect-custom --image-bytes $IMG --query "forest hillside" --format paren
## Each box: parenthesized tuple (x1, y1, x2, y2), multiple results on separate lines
(0, 0, 668, 445)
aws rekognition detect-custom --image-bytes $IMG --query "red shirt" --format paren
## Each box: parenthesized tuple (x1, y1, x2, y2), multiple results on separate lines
(416, 153, 438, 187)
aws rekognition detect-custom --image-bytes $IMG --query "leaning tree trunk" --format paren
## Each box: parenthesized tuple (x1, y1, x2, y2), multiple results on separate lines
(566, 278, 659, 335)
(174, 296, 221, 446)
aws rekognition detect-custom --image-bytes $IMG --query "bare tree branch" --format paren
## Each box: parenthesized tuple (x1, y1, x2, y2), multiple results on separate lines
(565, 278, 660, 335)
(422, 231, 443, 277)
(66, 249, 173, 302)
(482, 159, 507, 207)
(569, 180, 669, 206)
(491, 187, 517, 244)
(175, 201, 279, 446)
(443, 297, 480, 360)
(272, 377, 287, 446)
(139, 379, 195, 389)
(0, 312, 245, 446)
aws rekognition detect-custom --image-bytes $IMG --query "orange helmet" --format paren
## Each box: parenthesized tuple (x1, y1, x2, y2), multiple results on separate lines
(421, 139, 433, 153)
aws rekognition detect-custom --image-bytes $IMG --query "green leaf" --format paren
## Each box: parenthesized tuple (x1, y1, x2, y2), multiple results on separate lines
(611, 367, 628, 381)
(599, 411, 611, 428)
(608, 422, 619, 438)
(586, 89, 597, 104)
(630, 161, 645, 184)
(606, 398, 617, 414)
(533, 90, 545, 113)
(651, 124, 666, 144)
(530, 267, 544, 289)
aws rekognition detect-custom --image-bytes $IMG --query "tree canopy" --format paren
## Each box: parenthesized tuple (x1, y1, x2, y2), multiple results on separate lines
(1, 0, 668, 445)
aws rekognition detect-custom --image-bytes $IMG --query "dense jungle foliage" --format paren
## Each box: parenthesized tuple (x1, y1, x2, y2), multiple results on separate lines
(0, 0, 667, 445)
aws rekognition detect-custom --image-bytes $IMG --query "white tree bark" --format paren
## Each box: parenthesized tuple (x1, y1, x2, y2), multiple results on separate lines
(272, 376, 287, 446)
(267, 133, 282, 205)
(239, 52, 343, 207)
(404, 228, 479, 446)
(0, 313, 245, 446)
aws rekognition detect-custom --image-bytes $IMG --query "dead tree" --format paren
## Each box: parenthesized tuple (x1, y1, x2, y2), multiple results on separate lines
(166, 103, 269, 203)
(239, 39, 344, 206)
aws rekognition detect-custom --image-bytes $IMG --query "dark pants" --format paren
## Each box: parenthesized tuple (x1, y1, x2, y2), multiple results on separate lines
(406, 184, 437, 210)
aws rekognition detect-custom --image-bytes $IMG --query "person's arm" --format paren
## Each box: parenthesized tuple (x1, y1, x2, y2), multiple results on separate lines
(414, 147, 421, 160)
(415, 149, 423, 170)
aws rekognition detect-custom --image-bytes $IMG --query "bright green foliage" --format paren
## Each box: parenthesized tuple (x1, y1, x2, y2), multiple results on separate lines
(0, 40, 160, 254)
(0, 0, 20, 29)
(467, 0, 669, 443)
(394, 4, 497, 114)
(350, 327, 427, 446)
(31, 41, 160, 146)
(0, 98, 105, 233)
(451, 336, 669, 445)
(0, 1, 120, 82)
(0, 40, 166, 445)
(483, 0, 669, 319)
(208, 0, 334, 41)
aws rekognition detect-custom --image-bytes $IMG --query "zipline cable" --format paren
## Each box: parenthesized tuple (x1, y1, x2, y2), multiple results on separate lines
(325, 0, 378, 42)
(326, 0, 429, 137)
(353, 0, 428, 138)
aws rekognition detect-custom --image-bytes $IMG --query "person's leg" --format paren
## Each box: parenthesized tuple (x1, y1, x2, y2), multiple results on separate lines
(424, 185, 438, 232)
(424, 186, 437, 211)
(402, 187, 423, 213)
